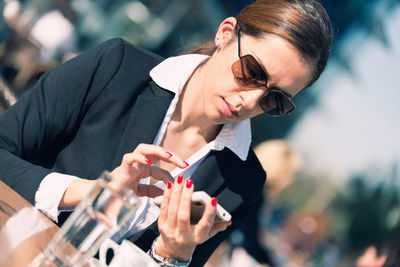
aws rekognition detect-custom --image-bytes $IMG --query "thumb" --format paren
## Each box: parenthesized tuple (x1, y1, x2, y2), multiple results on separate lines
(137, 184, 164, 198)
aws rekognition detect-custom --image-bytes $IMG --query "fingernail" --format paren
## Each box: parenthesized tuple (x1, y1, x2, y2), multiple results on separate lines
(186, 179, 192, 188)
(183, 161, 190, 167)
(211, 197, 217, 206)
(166, 151, 173, 158)
(145, 157, 152, 163)
(167, 182, 172, 189)
(228, 221, 232, 226)
(177, 175, 183, 184)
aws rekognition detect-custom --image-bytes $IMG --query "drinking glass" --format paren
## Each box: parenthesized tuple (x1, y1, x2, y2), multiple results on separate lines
(29, 171, 139, 267)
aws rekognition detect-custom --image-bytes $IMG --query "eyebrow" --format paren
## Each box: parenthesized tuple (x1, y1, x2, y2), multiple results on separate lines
(251, 52, 293, 98)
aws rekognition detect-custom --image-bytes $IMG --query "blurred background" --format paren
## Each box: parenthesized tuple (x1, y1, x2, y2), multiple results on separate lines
(1, 0, 399, 266)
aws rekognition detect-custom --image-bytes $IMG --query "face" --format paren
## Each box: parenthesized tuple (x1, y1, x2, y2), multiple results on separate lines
(199, 31, 313, 125)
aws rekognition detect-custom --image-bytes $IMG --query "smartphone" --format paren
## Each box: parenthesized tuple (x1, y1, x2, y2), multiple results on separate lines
(153, 191, 231, 224)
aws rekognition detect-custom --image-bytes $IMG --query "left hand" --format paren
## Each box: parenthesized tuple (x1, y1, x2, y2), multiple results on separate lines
(155, 176, 231, 261)
(109, 144, 187, 197)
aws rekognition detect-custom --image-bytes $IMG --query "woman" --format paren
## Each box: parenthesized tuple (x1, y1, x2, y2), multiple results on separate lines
(0, 0, 333, 266)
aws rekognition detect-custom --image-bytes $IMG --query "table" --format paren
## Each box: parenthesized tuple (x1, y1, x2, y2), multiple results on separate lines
(0, 180, 59, 267)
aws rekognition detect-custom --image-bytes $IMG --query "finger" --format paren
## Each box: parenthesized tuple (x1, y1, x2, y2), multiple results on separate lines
(121, 152, 150, 166)
(135, 144, 189, 169)
(158, 181, 172, 224)
(148, 166, 174, 184)
(137, 184, 164, 198)
(167, 175, 184, 228)
(177, 179, 193, 231)
(194, 197, 217, 242)
(208, 221, 232, 238)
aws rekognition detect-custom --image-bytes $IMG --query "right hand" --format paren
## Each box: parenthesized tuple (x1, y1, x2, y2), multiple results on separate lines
(60, 144, 188, 207)
(109, 143, 189, 198)
(155, 178, 231, 261)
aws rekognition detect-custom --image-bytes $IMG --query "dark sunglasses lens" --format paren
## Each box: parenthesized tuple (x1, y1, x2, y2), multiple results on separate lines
(260, 91, 295, 116)
(232, 55, 267, 87)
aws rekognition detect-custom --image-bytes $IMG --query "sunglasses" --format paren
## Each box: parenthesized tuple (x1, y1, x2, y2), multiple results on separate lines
(231, 28, 296, 116)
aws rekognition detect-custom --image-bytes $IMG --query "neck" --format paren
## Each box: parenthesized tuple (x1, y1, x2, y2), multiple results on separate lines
(170, 64, 221, 143)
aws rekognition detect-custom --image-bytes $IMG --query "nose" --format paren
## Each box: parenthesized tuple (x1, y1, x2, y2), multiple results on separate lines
(238, 89, 265, 110)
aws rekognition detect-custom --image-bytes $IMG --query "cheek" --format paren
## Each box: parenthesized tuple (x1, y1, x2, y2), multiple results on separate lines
(202, 90, 221, 117)
(208, 58, 236, 89)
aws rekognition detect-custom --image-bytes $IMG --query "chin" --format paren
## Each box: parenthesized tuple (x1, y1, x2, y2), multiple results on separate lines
(208, 116, 225, 125)
(206, 110, 226, 125)
(212, 114, 239, 125)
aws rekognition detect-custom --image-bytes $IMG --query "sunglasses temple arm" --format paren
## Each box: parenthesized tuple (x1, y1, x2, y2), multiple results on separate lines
(276, 94, 284, 115)
(237, 28, 241, 57)
(237, 29, 247, 78)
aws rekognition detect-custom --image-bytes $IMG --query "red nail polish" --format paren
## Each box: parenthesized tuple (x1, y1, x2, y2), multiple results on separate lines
(211, 197, 217, 206)
(145, 157, 152, 163)
(183, 161, 190, 167)
(167, 182, 172, 189)
(186, 179, 192, 188)
(166, 151, 173, 158)
(177, 175, 183, 184)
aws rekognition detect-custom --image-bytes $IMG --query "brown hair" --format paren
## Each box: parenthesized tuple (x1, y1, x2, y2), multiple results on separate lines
(191, 0, 333, 87)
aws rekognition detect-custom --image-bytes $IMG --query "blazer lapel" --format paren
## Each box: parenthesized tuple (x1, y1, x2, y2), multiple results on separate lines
(191, 149, 245, 213)
(111, 81, 174, 168)
(190, 151, 224, 193)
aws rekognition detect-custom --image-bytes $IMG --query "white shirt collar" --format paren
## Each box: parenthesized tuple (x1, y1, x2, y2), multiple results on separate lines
(150, 54, 251, 161)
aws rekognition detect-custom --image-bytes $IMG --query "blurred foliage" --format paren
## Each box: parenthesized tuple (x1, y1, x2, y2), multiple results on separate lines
(330, 165, 400, 251)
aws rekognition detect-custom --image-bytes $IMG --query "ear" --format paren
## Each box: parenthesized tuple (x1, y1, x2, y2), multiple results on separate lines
(214, 17, 237, 48)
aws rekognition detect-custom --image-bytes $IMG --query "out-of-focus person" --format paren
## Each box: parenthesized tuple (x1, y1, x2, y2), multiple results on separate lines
(254, 140, 303, 202)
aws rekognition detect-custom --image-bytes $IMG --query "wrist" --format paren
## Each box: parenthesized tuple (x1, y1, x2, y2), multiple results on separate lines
(155, 236, 193, 261)
(149, 237, 192, 267)
(60, 179, 96, 207)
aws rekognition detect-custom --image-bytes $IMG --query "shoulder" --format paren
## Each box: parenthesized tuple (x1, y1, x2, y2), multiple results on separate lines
(94, 38, 164, 67)
(56, 38, 164, 93)
(64, 38, 164, 77)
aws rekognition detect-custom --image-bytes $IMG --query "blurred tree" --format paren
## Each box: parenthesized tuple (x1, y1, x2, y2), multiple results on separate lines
(331, 165, 400, 251)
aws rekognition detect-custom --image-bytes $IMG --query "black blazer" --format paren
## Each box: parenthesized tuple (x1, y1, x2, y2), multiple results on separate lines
(0, 38, 265, 266)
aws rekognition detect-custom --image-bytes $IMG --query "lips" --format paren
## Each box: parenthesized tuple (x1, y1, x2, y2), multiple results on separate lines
(221, 98, 239, 118)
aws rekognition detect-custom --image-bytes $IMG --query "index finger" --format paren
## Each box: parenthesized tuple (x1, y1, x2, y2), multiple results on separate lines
(158, 181, 172, 224)
(148, 166, 174, 184)
(176, 179, 194, 232)
(135, 144, 189, 169)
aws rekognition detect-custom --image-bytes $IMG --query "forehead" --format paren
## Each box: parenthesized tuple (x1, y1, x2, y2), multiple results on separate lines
(244, 34, 313, 96)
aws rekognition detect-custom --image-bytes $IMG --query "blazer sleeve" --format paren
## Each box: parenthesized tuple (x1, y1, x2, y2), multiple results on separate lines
(0, 38, 126, 204)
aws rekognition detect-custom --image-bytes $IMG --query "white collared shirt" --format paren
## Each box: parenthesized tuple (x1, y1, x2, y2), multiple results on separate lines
(34, 54, 252, 238)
